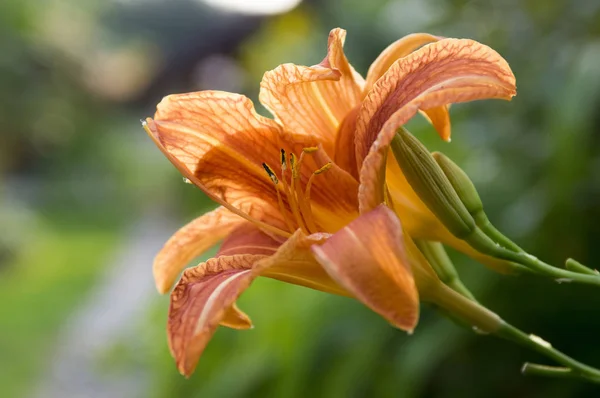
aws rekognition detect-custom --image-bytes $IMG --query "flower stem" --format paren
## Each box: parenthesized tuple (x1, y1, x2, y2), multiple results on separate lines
(466, 230, 600, 286)
(477, 219, 523, 253)
(497, 249, 600, 286)
(415, 240, 477, 301)
(427, 282, 600, 383)
(496, 323, 600, 383)
(565, 258, 599, 276)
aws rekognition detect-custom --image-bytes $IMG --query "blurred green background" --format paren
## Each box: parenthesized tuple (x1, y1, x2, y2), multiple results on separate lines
(2, 0, 600, 397)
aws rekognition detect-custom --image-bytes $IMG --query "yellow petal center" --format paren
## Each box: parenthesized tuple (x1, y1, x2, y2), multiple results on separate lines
(262, 148, 331, 236)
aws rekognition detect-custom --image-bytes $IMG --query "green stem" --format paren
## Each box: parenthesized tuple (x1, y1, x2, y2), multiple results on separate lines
(415, 240, 477, 301)
(466, 229, 600, 286)
(427, 282, 600, 383)
(477, 218, 523, 253)
(497, 323, 600, 383)
(565, 258, 599, 276)
(500, 250, 600, 286)
(521, 364, 581, 380)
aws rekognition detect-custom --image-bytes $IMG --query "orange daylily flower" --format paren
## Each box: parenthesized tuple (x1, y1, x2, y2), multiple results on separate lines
(144, 28, 516, 376)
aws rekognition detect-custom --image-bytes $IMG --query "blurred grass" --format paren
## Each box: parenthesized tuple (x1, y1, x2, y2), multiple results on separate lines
(0, 213, 121, 398)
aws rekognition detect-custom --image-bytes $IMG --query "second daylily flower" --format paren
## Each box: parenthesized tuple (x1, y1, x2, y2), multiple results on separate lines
(144, 28, 516, 376)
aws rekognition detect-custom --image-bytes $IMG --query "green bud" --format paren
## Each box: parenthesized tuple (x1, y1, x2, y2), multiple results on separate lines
(432, 151, 485, 224)
(390, 127, 527, 268)
(433, 151, 523, 253)
(390, 127, 476, 239)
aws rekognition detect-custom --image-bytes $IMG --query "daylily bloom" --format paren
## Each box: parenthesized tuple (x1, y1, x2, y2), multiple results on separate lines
(144, 28, 516, 376)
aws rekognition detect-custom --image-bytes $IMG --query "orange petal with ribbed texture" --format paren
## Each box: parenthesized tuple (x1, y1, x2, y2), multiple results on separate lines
(259, 28, 364, 154)
(364, 33, 453, 141)
(217, 223, 282, 257)
(356, 39, 516, 213)
(154, 206, 252, 294)
(168, 254, 264, 376)
(168, 227, 350, 376)
(364, 33, 440, 93)
(297, 146, 359, 233)
(311, 205, 419, 332)
(333, 105, 360, 179)
(145, 91, 289, 236)
(256, 229, 348, 296)
(219, 223, 347, 295)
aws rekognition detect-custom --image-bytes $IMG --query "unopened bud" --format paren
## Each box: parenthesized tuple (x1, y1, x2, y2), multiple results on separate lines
(433, 151, 524, 253)
(391, 127, 504, 258)
(432, 151, 485, 224)
(391, 127, 476, 239)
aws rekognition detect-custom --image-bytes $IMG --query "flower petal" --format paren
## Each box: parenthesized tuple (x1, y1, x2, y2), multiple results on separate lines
(146, 91, 358, 235)
(256, 229, 348, 296)
(364, 33, 454, 141)
(311, 205, 419, 332)
(259, 28, 364, 153)
(220, 303, 253, 330)
(217, 223, 282, 257)
(420, 105, 451, 142)
(356, 39, 516, 213)
(168, 254, 265, 376)
(364, 33, 440, 93)
(300, 146, 360, 232)
(154, 206, 249, 294)
(145, 91, 287, 232)
(333, 105, 360, 179)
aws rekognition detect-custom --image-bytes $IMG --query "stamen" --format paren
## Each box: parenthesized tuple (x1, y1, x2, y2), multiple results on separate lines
(295, 181, 318, 233)
(304, 162, 333, 228)
(288, 165, 310, 234)
(262, 163, 279, 184)
(262, 162, 296, 233)
(260, 148, 330, 236)
(280, 149, 287, 170)
(314, 162, 333, 175)
(277, 151, 304, 233)
(290, 153, 298, 179)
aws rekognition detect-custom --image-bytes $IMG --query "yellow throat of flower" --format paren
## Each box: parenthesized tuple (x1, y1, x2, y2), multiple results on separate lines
(262, 147, 332, 236)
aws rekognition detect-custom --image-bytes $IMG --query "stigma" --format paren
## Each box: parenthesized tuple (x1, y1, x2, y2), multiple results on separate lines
(262, 148, 331, 235)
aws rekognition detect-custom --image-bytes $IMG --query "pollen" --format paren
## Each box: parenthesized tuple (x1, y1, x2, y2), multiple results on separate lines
(262, 163, 279, 184)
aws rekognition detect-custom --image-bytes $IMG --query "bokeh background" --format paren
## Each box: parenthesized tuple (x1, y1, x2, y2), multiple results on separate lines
(2, 0, 600, 397)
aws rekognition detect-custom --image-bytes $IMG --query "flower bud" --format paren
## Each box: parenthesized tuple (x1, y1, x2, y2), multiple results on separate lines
(390, 127, 506, 259)
(391, 127, 476, 239)
(432, 151, 523, 253)
(432, 151, 485, 224)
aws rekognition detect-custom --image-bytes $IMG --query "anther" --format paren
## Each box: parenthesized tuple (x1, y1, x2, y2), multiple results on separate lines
(302, 147, 319, 154)
(280, 149, 287, 170)
(314, 162, 332, 175)
(290, 153, 298, 179)
(262, 163, 279, 184)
